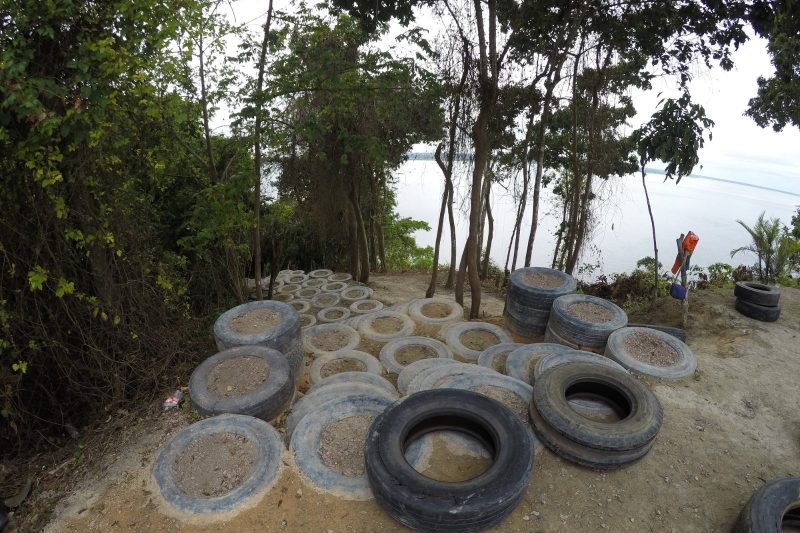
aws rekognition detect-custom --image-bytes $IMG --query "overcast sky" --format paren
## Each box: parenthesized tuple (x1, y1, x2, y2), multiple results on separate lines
(223, 1, 800, 193)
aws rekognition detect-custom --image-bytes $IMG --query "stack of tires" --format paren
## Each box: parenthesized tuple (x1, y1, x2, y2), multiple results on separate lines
(212, 300, 304, 385)
(545, 294, 627, 353)
(734, 281, 781, 322)
(504, 267, 576, 338)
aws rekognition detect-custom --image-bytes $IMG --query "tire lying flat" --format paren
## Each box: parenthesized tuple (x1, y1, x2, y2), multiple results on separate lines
(213, 300, 300, 354)
(530, 363, 662, 469)
(735, 298, 781, 322)
(604, 327, 697, 380)
(734, 477, 800, 533)
(547, 294, 628, 351)
(188, 346, 294, 422)
(734, 281, 780, 307)
(365, 389, 534, 531)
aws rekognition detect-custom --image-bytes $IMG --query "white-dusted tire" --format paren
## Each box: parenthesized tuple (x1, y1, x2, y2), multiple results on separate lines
(340, 285, 373, 303)
(285, 273, 308, 285)
(271, 292, 294, 303)
(378, 336, 453, 375)
(534, 350, 627, 379)
(308, 350, 383, 385)
(322, 281, 349, 292)
(298, 314, 317, 329)
(407, 298, 464, 325)
(290, 394, 393, 500)
(604, 327, 697, 379)
(317, 306, 351, 324)
(276, 283, 302, 294)
(311, 291, 341, 309)
(406, 362, 498, 395)
(505, 343, 573, 385)
(477, 343, 525, 373)
(302, 323, 360, 355)
(309, 269, 333, 279)
(444, 322, 513, 362)
(285, 383, 398, 441)
(309, 371, 397, 396)
(358, 311, 415, 343)
(547, 294, 627, 350)
(289, 299, 311, 314)
(295, 287, 321, 300)
(396, 358, 461, 395)
(327, 272, 353, 282)
(213, 300, 299, 354)
(302, 278, 326, 288)
(152, 414, 283, 516)
(350, 299, 384, 314)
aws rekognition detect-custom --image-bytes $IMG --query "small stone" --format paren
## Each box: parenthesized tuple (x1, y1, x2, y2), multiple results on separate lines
(630, 518, 635, 523)
(532, 511, 540, 517)
(695, 425, 704, 431)
(296, 489, 303, 498)
(694, 476, 699, 481)
(279, 520, 288, 529)
(523, 515, 530, 521)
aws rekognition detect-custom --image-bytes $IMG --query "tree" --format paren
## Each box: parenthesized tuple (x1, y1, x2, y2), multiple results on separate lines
(746, 0, 800, 131)
(634, 91, 714, 305)
(732, 211, 799, 282)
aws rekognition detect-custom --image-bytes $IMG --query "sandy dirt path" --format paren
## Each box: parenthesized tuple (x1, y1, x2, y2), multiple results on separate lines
(37, 273, 800, 532)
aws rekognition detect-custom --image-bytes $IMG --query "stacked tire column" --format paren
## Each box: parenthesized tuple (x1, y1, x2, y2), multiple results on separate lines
(504, 267, 577, 339)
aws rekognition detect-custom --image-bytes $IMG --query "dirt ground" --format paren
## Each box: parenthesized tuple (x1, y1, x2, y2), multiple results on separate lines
(14, 273, 800, 532)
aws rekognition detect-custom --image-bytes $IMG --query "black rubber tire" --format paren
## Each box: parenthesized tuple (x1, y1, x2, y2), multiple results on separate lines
(529, 399, 654, 469)
(734, 281, 780, 307)
(533, 363, 662, 452)
(505, 298, 551, 325)
(152, 414, 284, 514)
(604, 327, 697, 380)
(627, 323, 687, 343)
(507, 267, 576, 309)
(503, 310, 546, 338)
(188, 346, 294, 422)
(364, 389, 534, 532)
(213, 300, 300, 354)
(734, 477, 800, 533)
(735, 298, 781, 322)
(547, 294, 628, 349)
(0, 502, 7, 532)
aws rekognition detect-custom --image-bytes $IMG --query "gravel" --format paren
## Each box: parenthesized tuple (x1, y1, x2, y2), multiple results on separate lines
(395, 345, 437, 366)
(229, 309, 282, 335)
(173, 432, 257, 498)
(523, 271, 564, 288)
(474, 385, 528, 422)
(309, 330, 352, 352)
(207, 356, 269, 396)
(318, 414, 374, 477)
(420, 303, 452, 318)
(372, 317, 404, 334)
(460, 330, 500, 351)
(568, 302, 614, 323)
(623, 331, 680, 367)
(320, 358, 367, 378)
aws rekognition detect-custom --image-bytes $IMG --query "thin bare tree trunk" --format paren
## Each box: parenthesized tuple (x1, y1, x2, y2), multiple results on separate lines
(642, 167, 659, 305)
(428, 144, 450, 297)
(455, 241, 469, 305)
(349, 183, 370, 283)
(198, 32, 218, 184)
(481, 182, 494, 279)
(252, 0, 274, 300)
(445, 180, 457, 288)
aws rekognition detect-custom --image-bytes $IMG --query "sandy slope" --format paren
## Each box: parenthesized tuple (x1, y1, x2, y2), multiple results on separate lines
(37, 273, 800, 532)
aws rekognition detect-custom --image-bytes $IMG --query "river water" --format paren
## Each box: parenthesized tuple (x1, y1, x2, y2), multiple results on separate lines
(394, 159, 800, 278)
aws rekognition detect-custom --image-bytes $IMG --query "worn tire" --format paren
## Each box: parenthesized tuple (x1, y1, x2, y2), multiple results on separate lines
(358, 311, 416, 343)
(285, 382, 399, 441)
(533, 363, 662, 453)
(302, 278, 326, 288)
(317, 306, 351, 324)
(396, 358, 461, 395)
(503, 310, 547, 338)
(507, 267, 576, 309)
(308, 350, 383, 385)
(734, 281, 780, 307)
(735, 298, 781, 322)
(505, 298, 551, 325)
(406, 362, 498, 395)
(340, 285, 374, 303)
(295, 287, 321, 300)
(327, 272, 352, 282)
(277, 283, 302, 294)
(152, 414, 283, 514)
(309, 371, 397, 396)
(213, 300, 300, 354)
(350, 299, 384, 314)
(302, 323, 360, 355)
(322, 281, 349, 292)
(547, 294, 627, 350)
(408, 298, 465, 325)
(534, 350, 626, 379)
(605, 327, 697, 380)
(298, 314, 316, 329)
(364, 389, 534, 532)
(444, 322, 514, 362)
(505, 343, 572, 384)
(289, 299, 311, 314)
(308, 269, 333, 279)
(311, 291, 341, 309)
(477, 343, 525, 373)
(379, 336, 453, 375)
(290, 395, 393, 500)
(734, 477, 800, 533)
(271, 292, 294, 303)
(627, 323, 687, 343)
(189, 346, 294, 421)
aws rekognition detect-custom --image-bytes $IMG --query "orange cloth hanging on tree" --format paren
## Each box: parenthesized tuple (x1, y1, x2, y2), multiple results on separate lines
(671, 231, 699, 274)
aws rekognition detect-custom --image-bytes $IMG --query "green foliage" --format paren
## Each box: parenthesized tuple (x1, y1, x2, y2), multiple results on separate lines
(707, 262, 735, 287)
(731, 211, 800, 283)
(383, 216, 433, 271)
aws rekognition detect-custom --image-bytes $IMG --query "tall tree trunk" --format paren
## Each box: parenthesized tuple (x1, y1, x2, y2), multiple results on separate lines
(349, 182, 370, 283)
(445, 179, 457, 288)
(198, 32, 218, 184)
(642, 167, 659, 305)
(347, 206, 360, 280)
(481, 182, 494, 279)
(455, 241, 469, 305)
(428, 143, 451, 298)
(561, 43, 584, 273)
(524, 68, 559, 267)
(252, 0, 274, 300)
(512, 113, 534, 272)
